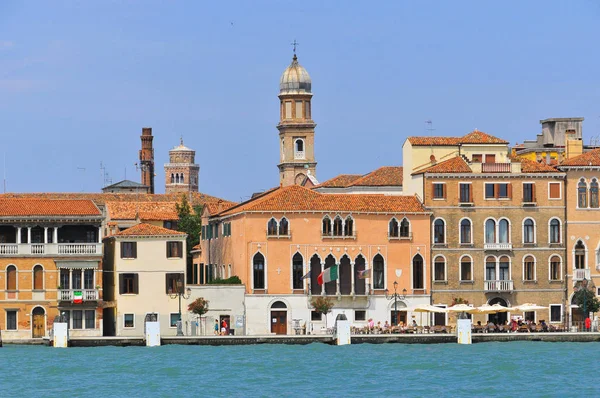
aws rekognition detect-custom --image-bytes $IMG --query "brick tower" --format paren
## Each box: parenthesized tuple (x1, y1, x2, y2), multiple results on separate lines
(164, 138, 200, 194)
(139, 127, 155, 194)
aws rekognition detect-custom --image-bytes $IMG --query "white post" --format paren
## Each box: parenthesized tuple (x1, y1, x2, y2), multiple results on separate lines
(336, 263, 340, 295)
(17, 227, 21, 244)
(320, 262, 325, 295)
(27, 227, 31, 244)
(457, 318, 472, 344)
(53, 227, 58, 244)
(350, 261, 355, 295)
(98, 226, 102, 243)
(44, 227, 48, 244)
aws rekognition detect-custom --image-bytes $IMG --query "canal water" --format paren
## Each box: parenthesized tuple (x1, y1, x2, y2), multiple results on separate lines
(1, 342, 598, 397)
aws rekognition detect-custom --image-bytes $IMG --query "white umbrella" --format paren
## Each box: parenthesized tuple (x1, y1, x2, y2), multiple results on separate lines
(477, 303, 514, 313)
(447, 304, 478, 313)
(515, 303, 546, 312)
(408, 304, 448, 313)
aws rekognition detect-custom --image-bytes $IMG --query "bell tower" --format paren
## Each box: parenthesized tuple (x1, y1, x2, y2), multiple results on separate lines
(277, 50, 317, 186)
(139, 127, 155, 194)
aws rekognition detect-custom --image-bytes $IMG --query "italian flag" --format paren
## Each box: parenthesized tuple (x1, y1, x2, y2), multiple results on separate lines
(73, 291, 83, 304)
(317, 265, 338, 285)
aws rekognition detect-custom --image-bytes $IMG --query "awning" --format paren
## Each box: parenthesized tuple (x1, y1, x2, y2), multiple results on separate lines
(55, 260, 99, 269)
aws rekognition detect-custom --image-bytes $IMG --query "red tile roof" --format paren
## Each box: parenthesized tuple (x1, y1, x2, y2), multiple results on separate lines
(220, 185, 427, 216)
(203, 200, 237, 215)
(559, 148, 600, 167)
(113, 223, 186, 237)
(407, 130, 508, 146)
(412, 156, 472, 175)
(106, 201, 180, 221)
(0, 199, 101, 217)
(519, 158, 559, 173)
(351, 167, 403, 187)
(317, 174, 362, 188)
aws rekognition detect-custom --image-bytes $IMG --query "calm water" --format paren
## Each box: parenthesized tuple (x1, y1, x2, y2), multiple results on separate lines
(0, 342, 598, 397)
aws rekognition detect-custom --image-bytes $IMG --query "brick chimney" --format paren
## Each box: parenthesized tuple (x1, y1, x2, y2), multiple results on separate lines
(139, 127, 155, 194)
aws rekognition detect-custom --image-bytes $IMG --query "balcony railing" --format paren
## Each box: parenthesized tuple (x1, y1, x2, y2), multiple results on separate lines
(484, 280, 514, 292)
(0, 243, 102, 256)
(484, 243, 512, 251)
(294, 151, 305, 159)
(482, 163, 511, 173)
(573, 268, 591, 281)
(59, 289, 99, 302)
(388, 232, 412, 241)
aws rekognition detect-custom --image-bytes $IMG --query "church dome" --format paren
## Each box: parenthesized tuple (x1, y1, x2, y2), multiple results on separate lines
(279, 54, 311, 95)
(170, 138, 194, 152)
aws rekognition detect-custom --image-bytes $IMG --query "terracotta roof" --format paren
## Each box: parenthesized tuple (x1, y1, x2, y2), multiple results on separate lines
(317, 174, 362, 188)
(113, 223, 186, 237)
(106, 201, 179, 221)
(0, 192, 232, 207)
(220, 185, 427, 216)
(519, 158, 559, 173)
(408, 130, 508, 146)
(203, 200, 237, 215)
(413, 156, 472, 175)
(559, 148, 600, 167)
(192, 244, 200, 250)
(0, 199, 101, 217)
(350, 167, 403, 187)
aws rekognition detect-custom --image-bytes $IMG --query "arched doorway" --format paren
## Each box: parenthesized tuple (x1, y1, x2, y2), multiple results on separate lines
(390, 300, 407, 325)
(270, 301, 287, 335)
(488, 297, 509, 325)
(32, 307, 46, 338)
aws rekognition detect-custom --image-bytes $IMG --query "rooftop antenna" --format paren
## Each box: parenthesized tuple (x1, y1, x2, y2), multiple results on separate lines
(425, 120, 435, 135)
(100, 162, 112, 189)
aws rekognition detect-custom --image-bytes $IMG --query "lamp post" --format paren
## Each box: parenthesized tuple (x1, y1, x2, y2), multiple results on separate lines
(385, 281, 407, 325)
(582, 277, 588, 330)
(169, 278, 191, 336)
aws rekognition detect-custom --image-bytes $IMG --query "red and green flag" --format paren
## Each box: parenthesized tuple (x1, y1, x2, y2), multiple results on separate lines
(73, 291, 83, 304)
(317, 265, 338, 285)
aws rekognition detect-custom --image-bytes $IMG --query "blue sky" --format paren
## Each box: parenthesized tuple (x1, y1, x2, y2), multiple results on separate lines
(1, 1, 599, 201)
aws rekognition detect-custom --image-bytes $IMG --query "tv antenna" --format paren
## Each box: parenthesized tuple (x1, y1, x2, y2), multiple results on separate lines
(425, 120, 435, 135)
(100, 162, 112, 188)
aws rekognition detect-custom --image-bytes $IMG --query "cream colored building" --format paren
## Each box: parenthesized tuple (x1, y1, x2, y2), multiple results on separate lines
(102, 223, 187, 337)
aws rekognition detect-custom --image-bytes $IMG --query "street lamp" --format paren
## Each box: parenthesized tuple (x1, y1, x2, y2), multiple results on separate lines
(385, 281, 407, 325)
(169, 278, 191, 336)
(582, 277, 588, 330)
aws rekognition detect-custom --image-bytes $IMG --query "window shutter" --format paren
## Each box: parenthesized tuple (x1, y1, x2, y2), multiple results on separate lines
(507, 183, 513, 199)
(165, 274, 170, 294)
(443, 184, 447, 199)
(132, 242, 137, 259)
(133, 274, 139, 294)
(494, 184, 499, 199)
(119, 274, 124, 295)
(531, 183, 536, 202)
(468, 185, 473, 202)
(431, 184, 435, 199)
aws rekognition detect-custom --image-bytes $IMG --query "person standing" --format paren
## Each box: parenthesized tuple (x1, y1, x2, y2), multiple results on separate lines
(214, 319, 219, 335)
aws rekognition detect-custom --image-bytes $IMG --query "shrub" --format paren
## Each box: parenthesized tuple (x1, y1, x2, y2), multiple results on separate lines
(208, 276, 242, 285)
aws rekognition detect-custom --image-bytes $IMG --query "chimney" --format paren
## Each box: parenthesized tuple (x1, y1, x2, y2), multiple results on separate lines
(139, 127, 155, 194)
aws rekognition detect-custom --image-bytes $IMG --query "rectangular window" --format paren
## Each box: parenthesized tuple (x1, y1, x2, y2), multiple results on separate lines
(550, 305, 562, 323)
(523, 183, 535, 202)
(485, 184, 495, 199)
(121, 242, 137, 259)
(170, 313, 179, 328)
(119, 273, 139, 295)
(166, 241, 183, 258)
(72, 310, 83, 329)
(311, 311, 322, 321)
(85, 310, 95, 329)
(6, 310, 17, 330)
(123, 314, 135, 328)
(199, 263, 205, 285)
(295, 101, 303, 119)
(523, 311, 535, 322)
(201, 225, 206, 240)
(355, 310, 366, 321)
(459, 183, 471, 203)
(60, 269, 70, 290)
(213, 224, 219, 239)
(166, 273, 184, 294)
(72, 269, 82, 290)
(485, 154, 496, 163)
(497, 183, 509, 198)
(460, 260, 472, 281)
(472, 154, 482, 163)
(285, 101, 292, 119)
(84, 269, 94, 289)
(549, 182, 561, 199)
(433, 183, 445, 199)
(434, 261, 445, 281)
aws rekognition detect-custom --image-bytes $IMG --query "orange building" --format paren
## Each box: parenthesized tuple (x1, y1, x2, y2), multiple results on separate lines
(194, 185, 431, 335)
(0, 199, 104, 340)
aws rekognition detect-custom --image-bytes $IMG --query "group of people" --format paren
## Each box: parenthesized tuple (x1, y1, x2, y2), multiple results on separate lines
(214, 318, 229, 336)
(365, 318, 418, 334)
(473, 319, 550, 333)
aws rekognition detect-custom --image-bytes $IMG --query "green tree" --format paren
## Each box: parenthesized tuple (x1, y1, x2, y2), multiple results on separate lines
(176, 195, 203, 280)
(188, 297, 209, 317)
(310, 296, 335, 328)
(573, 285, 600, 314)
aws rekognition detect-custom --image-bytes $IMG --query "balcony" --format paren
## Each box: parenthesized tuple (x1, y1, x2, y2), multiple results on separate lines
(482, 163, 511, 173)
(0, 243, 102, 257)
(484, 243, 512, 251)
(58, 289, 99, 302)
(388, 232, 412, 241)
(573, 268, 591, 281)
(484, 280, 514, 292)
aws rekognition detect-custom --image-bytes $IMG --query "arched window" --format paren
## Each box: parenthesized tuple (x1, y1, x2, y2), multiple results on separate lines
(485, 219, 496, 244)
(279, 217, 289, 236)
(180, 174, 185, 184)
(498, 219, 510, 243)
(433, 219, 445, 244)
(33, 265, 43, 290)
(253, 253, 265, 289)
(388, 218, 399, 238)
(460, 219, 472, 244)
(523, 219, 535, 244)
(271, 300, 287, 309)
(523, 255, 535, 281)
(292, 252, 303, 289)
(433, 256, 445, 282)
(310, 254, 322, 295)
(413, 254, 424, 289)
(344, 216, 354, 237)
(333, 216, 343, 237)
(575, 240, 586, 269)
(372, 254, 384, 289)
(295, 139, 304, 153)
(267, 218, 278, 236)
(322, 216, 332, 236)
(550, 255, 561, 281)
(175, 174, 180, 184)
(549, 219, 561, 244)
(499, 256, 510, 280)
(485, 256, 496, 281)
(578, 178, 588, 208)
(591, 179, 599, 208)
(6, 265, 16, 290)
(170, 174, 174, 183)
(460, 256, 472, 281)
(400, 218, 410, 238)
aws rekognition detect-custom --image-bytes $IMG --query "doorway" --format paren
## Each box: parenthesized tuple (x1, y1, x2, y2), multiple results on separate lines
(32, 307, 46, 338)
(270, 301, 287, 335)
(391, 311, 407, 326)
(488, 297, 509, 325)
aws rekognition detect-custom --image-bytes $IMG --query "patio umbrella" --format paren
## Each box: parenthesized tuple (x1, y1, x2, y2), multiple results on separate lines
(447, 304, 478, 313)
(476, 303, 514, 313)
(409, 304, 448, 313)
(514, 303, 546, 312)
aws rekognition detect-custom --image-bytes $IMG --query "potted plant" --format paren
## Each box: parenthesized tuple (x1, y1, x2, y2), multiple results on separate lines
(310, 296, 335, 329)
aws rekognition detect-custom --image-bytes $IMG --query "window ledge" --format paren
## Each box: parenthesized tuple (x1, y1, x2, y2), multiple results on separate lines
(322, 235, 356, 240)
(433, 243, 448, 248)
(460, 243, 474, 248)
(549, 243, 564, 248)
(267, 235, 291, 239)
(459, 202, 474, 207)
(522, 202, 537, 207)
(522, 243, 537, 248)
(433, 280, 448, 285)
(548, 280, 563, 283)
(522, 280, 538, 284)
(388, 235, 412, 241)
(459, 280, 475, 284)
